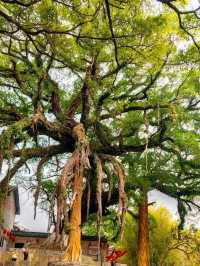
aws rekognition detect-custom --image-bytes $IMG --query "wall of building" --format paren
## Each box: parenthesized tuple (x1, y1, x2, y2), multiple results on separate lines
(8, 236, 47, 248)
(9, 236, 108, 256)
(81, 240, 108, 258)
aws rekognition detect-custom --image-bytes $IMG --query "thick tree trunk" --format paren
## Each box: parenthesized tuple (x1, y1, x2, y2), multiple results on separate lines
(62, 123, 90, 263)
(63, 172, 83, 262)
(137, 191, 150, 266)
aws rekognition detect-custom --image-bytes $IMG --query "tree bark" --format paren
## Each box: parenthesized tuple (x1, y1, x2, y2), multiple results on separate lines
(63, 172, 83, 263)
(137, 191, 150, 266)
(62, 123, 90, 263)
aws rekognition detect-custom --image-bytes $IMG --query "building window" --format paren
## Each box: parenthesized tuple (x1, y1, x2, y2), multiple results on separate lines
(0, 236, 4, 247)
(15, 243, 24, 248)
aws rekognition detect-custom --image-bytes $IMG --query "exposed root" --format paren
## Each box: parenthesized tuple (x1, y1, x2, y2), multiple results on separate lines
(101, 155, 126, 238)
(95, 155, 104, 259)
(34, 156, 49, 219)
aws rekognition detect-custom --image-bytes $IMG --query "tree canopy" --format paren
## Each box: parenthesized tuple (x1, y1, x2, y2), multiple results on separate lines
(0, 0, 200, 263)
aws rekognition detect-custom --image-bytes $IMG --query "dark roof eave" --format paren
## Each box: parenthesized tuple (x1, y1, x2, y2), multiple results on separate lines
(12, 231, 107, 242)
(81, 235, 107, 242)
(12, 230, 49, 238)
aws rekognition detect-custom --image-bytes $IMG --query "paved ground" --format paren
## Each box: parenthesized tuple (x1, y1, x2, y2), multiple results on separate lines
(0, 250, 126, 266)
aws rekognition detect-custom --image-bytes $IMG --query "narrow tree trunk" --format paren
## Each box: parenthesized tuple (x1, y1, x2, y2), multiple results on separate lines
(137, 191, 150, 266)
(63, 172, 83, 262)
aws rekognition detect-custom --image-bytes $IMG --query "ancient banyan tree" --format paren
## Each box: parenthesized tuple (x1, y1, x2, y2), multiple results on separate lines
(0, 1, 200, 266)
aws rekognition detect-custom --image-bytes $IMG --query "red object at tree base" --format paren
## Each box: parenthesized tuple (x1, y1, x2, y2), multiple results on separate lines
(3, 228, 7, 235)
(6, 230, 11, 237)
(106, 249, 127, 262)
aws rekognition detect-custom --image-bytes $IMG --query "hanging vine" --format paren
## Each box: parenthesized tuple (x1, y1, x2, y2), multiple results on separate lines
(144, 110, 149, 174)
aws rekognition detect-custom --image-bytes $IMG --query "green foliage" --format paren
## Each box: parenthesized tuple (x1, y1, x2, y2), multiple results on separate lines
(0, 1, 199, 255)
(0, 118, 31, 153)
(82, 209, 120, 241)
(118, 207, 200, 266)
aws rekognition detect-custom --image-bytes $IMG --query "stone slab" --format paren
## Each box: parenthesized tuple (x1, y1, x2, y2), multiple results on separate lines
(48, 263, 81, 266)
(4, 263, 17, 266)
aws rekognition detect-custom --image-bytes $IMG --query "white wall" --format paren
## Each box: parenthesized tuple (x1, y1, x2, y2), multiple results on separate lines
(15, 187, 49, 232)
